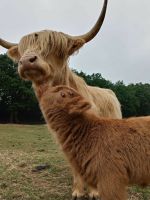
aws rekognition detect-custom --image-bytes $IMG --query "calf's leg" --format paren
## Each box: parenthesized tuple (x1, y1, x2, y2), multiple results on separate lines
(72, 172, 85, 199)
(88, 187, 100, 200)
(98, 175, 127, 200)
(72, 172, 100, 200)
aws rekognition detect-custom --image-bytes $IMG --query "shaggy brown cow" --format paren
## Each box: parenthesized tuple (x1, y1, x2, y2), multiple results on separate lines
(0, 0, 122, 199)
(36, 83, 150, 200)
(18, 64, 150, 200)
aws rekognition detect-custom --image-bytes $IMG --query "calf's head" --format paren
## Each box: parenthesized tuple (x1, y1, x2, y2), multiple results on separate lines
(41, 86, 91, 114)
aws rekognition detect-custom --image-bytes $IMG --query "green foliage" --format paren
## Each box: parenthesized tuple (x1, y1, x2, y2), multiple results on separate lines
(0, 55, 150, 123)
(0, 54, 42, 123)
(74, 70, 150, 117)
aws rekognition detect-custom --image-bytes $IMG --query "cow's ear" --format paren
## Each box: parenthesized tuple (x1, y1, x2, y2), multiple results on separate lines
(7, 46, 20, 62)
(68, 99, 91, 115)
(68, 38, 85, 55)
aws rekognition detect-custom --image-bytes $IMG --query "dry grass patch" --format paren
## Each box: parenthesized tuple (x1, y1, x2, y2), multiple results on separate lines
(0, 124, 149, 200)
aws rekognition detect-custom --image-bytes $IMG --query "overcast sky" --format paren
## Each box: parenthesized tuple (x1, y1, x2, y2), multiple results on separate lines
(0, 0, 150, 84)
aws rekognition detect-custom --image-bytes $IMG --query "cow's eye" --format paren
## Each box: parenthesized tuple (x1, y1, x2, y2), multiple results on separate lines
(60, 92, 66, 98)
(35, 33, 38, 37)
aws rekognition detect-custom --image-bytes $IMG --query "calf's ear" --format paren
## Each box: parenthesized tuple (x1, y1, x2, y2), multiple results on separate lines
(7, 46, 20, 62)
(68, 99, 91, 114)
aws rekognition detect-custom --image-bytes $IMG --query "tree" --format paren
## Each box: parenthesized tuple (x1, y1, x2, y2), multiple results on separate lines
(0, 54, 42, 123)
(75, 70, 150, 117)
(0, 55, 149, 123)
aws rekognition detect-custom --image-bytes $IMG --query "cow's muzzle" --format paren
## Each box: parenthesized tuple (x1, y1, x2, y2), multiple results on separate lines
(18, 52, 48, 81)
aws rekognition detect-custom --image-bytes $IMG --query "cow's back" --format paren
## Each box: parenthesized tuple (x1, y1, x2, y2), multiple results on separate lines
(88, 86, 122, 119)
(74, 78, 122, 119)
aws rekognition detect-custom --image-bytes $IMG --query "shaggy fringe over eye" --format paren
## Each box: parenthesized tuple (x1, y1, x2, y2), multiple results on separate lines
(18, 30, 75, 58)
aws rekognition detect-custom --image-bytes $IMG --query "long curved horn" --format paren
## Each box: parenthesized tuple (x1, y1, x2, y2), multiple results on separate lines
(0, 38, 17, 49)
(75, 0, 108, 43)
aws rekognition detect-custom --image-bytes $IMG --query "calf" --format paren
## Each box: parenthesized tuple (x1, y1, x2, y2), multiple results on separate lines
(34, 82, 150, 200)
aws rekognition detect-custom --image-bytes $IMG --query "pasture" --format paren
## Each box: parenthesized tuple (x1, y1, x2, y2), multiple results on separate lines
(0, 124, 149, 200)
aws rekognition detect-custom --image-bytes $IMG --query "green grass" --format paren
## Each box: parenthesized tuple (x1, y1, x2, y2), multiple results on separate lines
(0, 124, 149, 200)
(0, 124, 72, 200)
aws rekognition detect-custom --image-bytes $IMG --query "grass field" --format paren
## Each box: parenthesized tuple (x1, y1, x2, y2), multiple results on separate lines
(0, 124, 149, 200)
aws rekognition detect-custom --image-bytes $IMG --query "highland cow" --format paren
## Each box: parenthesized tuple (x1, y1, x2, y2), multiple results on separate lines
(21, 64, 150, 199)
(37, 83, 150, 200)
(0, 0, 123, 198)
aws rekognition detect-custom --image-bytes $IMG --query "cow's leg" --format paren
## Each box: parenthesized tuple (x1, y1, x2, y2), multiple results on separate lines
(72, 172, 86, 200)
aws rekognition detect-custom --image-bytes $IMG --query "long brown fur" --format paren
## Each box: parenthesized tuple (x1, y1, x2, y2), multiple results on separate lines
(37, 83, 150, 200)
(1, 1, 119, 197)
(18, 30, 82, 58)
(7, 30, 122, 198)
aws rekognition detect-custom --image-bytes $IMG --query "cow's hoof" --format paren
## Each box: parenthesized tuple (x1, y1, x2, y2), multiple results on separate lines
(88, 190, 100, 200)
(71, 196, 88, 200)
(89, 197, 100, 200)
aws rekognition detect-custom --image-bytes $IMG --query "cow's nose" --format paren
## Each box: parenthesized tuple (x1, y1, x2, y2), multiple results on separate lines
(29, 56, 37, 63)
(19, 55, 37, 66)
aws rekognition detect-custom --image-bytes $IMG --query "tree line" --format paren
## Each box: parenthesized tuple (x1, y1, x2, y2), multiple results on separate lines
(0, 54, 150, 123)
